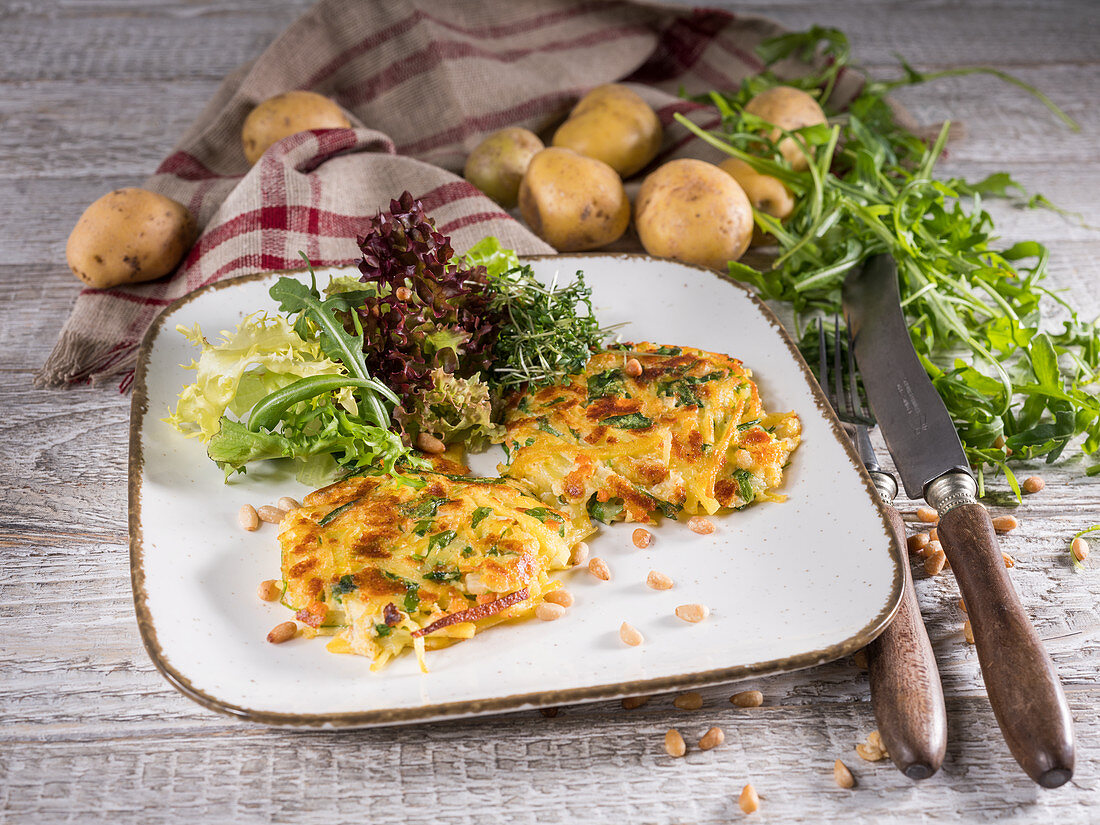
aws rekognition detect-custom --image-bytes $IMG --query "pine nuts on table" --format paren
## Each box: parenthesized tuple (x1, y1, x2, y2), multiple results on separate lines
(992, 515, 1018, 533)
(1072, 537, 1090, 562)
(698, 726, 725, 750)
(834, 759, 856, 789)
(1022, 475, 1045, 493)
(738, 784, 760, 814)
(622, 695, 650, 710)
(907, 532, 930, 554)
(916, 506, 939, 524)
(664, 728, 686, 758)
(673, 692, 703, 710)
(731, 690, 763, 708)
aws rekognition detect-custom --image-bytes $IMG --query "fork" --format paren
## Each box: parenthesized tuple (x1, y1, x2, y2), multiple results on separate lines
(819, 317, 948, 780)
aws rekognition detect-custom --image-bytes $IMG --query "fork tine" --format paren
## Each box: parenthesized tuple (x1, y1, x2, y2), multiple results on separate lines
(832, 315, 845, 418)
(845, 323, 868, 423)
(818, 318, 832, 408)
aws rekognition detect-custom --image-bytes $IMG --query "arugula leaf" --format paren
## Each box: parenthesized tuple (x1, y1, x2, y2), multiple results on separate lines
(471, 506, 493, 529)
(587, 369, 627, 399)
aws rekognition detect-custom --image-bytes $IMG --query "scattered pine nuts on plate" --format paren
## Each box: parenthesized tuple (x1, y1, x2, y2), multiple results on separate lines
(587, 557, 610, 581)
(257, 505, 287, 524)
(619, 622, 644, 647)
(266, 621, 297, 644)
(534, 602, 566, 622)
(238, 504, 260, 531)
(632, 527, 652, 548)
(675, 603, 710, 623)
(544, 589, 574, 608)
(687, 516, 715, 535)
(257, 579, 281, 602)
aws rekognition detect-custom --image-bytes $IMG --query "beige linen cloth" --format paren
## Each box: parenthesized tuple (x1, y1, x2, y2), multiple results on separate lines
(39, 0, 861, 388)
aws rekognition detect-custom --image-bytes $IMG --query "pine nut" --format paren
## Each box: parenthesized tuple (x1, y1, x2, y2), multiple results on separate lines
(963, 619, 975, 644)
(395, 286, 413, 301)
(646, 569, 674, 590)
(632, 527, 652, 548)
(688, 516, 715, 535)
(1072, 537, 1090, 562)
(619, 622, 644, 646)
(266, 621, 297, 644)
(738, 784, 759, 814)
(993, 434, 1006, 449)
(731, 689, 764, 708)
(238, 504, 260, 531)
(907, 533, 930, 554)
(673, 691, 703, 710)
(1022, 476, 1045, 494)
(277, 496, 301, 512)
(698, 726, 725, 750)
(675, 603, 709, 623)
(868, 731, 885, 751)
(588, 557, 610, 581)
(916, 506, 939, 524)
(257, 579, 281, 602)
(622, 695, 650, 710)
(539, 707, 558, 718)
(570, 541, 590, 566)
(415, 432, 446, 454)
(544, 589, 574, 608)
(257, 505, 287, 524)
(664, 728, 686, 757)
(923, 549, 946, 576)
(834, 759, 856, 788)
(624, 357, 643, 377)
(929, 527, 938, 542)
(1003, 552, 1015, 568)
(958, 598, 967, 613)
(535, 602, 566, 621)
(852, 649, 868, 669)
(992, 515, 1018, 533)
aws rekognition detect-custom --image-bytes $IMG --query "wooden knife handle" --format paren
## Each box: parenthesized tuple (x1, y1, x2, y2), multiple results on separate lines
(938, 502, 1075, 787)
(866, 502, 947, 780)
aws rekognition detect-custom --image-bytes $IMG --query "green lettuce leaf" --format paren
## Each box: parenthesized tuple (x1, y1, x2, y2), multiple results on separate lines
(460, 236, 522, 278)
(165, 313, 349, 442)
(394, 368, 504, 452)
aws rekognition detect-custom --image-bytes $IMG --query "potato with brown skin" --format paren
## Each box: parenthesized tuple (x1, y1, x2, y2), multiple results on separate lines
(464, 127, 544, 208)
(519, 147, 630, 251)
(552, 84, 662, 178)
(634, 159, 753, 270)
(242, 90, 351, 165)
(743, 86, 827, 171)
(719, 157, 794, 245)
(66, 188, 197, 288)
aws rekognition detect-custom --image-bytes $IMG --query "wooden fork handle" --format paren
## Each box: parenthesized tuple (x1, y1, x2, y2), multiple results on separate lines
(937, 501, 1075, 788)
(866, 498, 947, 780)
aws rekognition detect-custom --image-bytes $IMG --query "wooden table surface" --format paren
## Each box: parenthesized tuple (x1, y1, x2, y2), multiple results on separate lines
(2, 1, 1098, 822)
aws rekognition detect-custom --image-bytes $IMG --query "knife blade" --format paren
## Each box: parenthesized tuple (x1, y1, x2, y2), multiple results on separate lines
(842, 253, 1075, 789)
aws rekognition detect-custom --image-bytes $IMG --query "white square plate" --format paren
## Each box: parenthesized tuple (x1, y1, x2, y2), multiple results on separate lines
(130, 253, 904, 727)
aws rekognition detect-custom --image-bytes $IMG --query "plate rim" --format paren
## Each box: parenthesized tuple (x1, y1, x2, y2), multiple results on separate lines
(129, 252, 906, 728)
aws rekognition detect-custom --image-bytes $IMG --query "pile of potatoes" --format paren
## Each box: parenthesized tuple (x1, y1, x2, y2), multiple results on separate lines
(66, 89, 351, 289)
(464, 83, 826, 271)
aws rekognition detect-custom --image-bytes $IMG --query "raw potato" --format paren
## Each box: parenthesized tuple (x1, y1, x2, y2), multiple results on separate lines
(65, 188, 196, 288)
(552, 84, 662, 178)
(719, 157, 794, 245)
(519, 147, 630, 251)
(743, 86, 827, 171)
(242, 90, 351, 165)
(464, 127, 545, 208)
(634, 159, 753, 270)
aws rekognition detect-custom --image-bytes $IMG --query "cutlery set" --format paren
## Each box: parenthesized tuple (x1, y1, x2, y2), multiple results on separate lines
(825, 254, 1074, 788)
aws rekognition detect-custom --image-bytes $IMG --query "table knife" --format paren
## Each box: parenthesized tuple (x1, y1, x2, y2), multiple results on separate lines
(842, 253, 1075, 788)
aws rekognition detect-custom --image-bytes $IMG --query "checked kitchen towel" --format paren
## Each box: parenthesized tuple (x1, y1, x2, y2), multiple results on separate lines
(38, 0, 861, 388)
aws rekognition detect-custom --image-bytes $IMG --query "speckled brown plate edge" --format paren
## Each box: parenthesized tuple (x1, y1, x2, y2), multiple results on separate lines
(129, 253, 906, 729)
